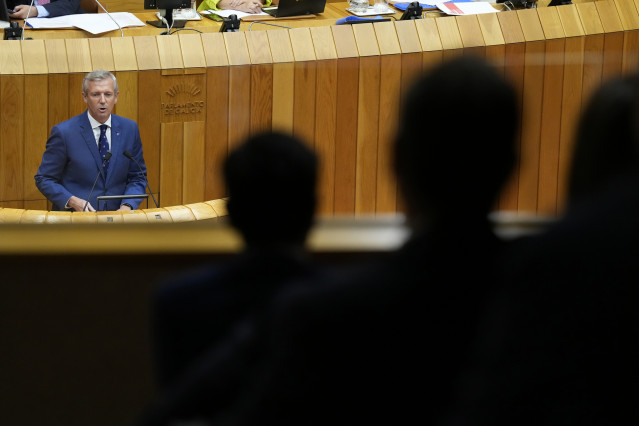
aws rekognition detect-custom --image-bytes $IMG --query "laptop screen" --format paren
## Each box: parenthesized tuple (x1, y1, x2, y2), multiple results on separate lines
(1, 0, 12, 24)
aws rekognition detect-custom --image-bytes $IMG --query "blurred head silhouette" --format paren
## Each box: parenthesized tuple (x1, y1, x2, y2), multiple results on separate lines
(568, 74, 639, 207)
(225, 131, 318, 246)
(394, 55, 519, 230)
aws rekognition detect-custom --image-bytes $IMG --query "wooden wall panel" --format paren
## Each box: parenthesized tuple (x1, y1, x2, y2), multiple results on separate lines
(250, 64, 274, 134)
(597, 0, 625, 79)
(557, 5, 586, 214)
(612, 0, 639, 72)
(159, 122, 184, 207)
(205, 66, 230, 201)
(0, 76, 24, 208)
(227, 65, 251, 152)
(332, 26, 359, 215)
(69, 73, 86, 117)
(89, 38, 116, 71)
(183, 121, 205, 205)
(355, 56, 381, 215)
(315, 59, 338, 215)
(24, 75, 49, 204)
(270, 31, 295, 134)
(137, 70, 162, 204)
(114, 71, 138, 122)
(311, 26, 338, 214)
(537, 7, 566, 216)
(333, 57, 359, 215)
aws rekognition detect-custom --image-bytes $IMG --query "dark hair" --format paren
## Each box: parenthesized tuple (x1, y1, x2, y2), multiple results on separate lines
(568, 74, 639, 206)
(394, 55, 519, 222)
(224, 131, 318, 244)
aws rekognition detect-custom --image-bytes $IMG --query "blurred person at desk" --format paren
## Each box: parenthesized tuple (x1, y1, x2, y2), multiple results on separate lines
(197, 0, 272, 14)
(8, 0, 85, 19)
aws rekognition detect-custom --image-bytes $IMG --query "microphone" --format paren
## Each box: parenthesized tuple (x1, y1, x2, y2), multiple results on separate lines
(21, 0, 36, 41)
(93, 0, 124, 37)
(123, 150, 159, 208)
(84, 151, 112, 212)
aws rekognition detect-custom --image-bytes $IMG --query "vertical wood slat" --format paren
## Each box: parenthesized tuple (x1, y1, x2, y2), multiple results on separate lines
(612, 0, 639, 73)
(115, 71, 138, 122)
(137, 70, 162, 205)
(374, 22, 401, 214)
(332, 25, 359, 214)
(556, 4, 586, 214)
(205, 67, 230, 201)
(0, 76, 24, 207)
(516, 9, 546, 215)
(597, 0, 625, 80)
(24, 75, 49, 203)
(247, 31, 274, 134)
(89, 38, 115, 71)
(202, 33, 230, 201)
(290, 28, 317, 148)
(577, 2, 605, 106)
(160, 122, 184, 207)
(311, 26, 338, 215)
(225, 32, 251, 151)
(537, 6, 566, 216)
(353, 24, 381, 215)
(183, 121, 206, 205)
(269, 30, 295, 134)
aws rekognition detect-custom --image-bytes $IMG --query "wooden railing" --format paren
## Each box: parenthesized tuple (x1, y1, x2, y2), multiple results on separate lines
(0, 198, 228, 224)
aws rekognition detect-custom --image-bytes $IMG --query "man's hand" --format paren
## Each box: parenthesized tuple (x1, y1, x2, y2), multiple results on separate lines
(117, 204, 133, 211)
(9, 5, 39, 19)
(218, 0, 263, 14)
(68, 196, 95, 212)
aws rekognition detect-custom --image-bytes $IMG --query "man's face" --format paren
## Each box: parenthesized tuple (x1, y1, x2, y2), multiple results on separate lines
(82, 78, 119, 124)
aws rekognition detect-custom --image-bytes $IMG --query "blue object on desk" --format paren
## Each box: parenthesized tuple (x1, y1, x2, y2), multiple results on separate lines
(336, 15, 391, 24)
(393, 0, 473, 10)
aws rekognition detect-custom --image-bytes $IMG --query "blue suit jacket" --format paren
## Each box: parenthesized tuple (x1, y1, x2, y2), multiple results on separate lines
(9, 0, 84, 18)
(35, 112, 149, 211)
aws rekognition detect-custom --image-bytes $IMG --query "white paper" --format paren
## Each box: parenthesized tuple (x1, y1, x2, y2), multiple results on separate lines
(435, 1, 499, 14)
(25, 12, 145, 34)
(200, 9, 268, 19)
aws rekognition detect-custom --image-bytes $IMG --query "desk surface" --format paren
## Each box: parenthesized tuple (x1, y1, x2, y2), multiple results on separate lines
(16, 3, 407, 39)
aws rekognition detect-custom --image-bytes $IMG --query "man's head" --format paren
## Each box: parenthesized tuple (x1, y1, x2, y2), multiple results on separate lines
(394, 55, 519, 227)
(225, 131, 318, 246)
(82, 70, 119, 124)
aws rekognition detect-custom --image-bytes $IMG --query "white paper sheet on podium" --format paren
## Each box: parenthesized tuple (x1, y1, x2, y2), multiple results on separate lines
(25, 12, 145, 34)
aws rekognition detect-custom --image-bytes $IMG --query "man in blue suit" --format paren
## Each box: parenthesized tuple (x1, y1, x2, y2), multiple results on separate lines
(35, 69, 148, 212)
(8, 0, 84, 19)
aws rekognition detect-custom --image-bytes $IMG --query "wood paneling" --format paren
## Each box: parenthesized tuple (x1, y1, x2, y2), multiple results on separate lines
(0, 2, 635, 218)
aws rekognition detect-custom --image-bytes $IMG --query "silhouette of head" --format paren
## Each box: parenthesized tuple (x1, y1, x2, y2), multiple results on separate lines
(225, 131, 318, 245)
(394, 55, 519, 228)
(568, 74, 639, 207)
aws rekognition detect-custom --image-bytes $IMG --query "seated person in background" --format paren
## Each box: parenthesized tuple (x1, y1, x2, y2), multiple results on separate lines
(8, 0, 84, 19)
(150, 130, 328, 391)
(444, 72, 639, 426)
(133, 55, 521, 426)
(197, 0, 271, 14)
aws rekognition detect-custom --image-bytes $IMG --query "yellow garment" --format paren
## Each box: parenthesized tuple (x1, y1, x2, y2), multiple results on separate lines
(197, 0, 272, 11)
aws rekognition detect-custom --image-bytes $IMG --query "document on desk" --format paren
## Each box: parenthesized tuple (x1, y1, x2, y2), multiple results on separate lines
(200, 9, 269, 20)
(25, 12, 145, 34)
(435, 1, 499, 14)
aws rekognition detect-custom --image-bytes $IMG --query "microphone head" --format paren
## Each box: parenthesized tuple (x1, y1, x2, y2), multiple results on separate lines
(123, 150, 133, 159)
(105, 151, 113, 161)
